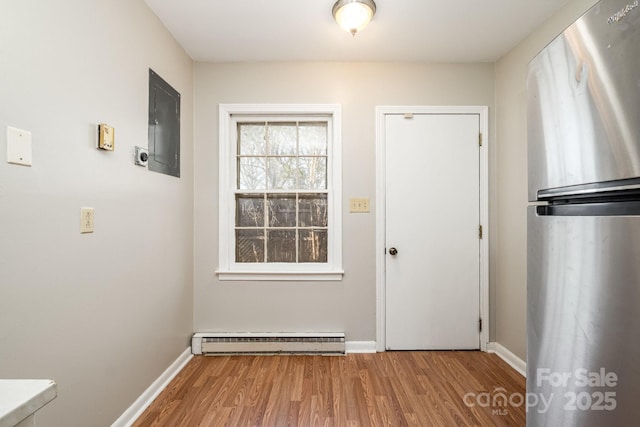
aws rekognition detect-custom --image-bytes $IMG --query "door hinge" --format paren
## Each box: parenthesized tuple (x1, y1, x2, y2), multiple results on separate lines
(479, 225, 483, 239)
(479, 133, 483, 147)
(479, 317, 483, 332)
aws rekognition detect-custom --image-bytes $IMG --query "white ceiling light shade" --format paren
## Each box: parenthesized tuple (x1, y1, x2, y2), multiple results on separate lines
(332, 0, 377, 36)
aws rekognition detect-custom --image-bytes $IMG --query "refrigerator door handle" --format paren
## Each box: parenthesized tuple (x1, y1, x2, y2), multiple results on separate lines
(538, 182, 640, 200)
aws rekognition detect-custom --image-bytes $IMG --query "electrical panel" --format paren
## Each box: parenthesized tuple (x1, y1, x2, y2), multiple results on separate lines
(148, 69, 180, 177)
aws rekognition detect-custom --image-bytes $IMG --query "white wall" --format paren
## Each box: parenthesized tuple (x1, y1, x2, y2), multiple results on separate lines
(193, 62, 495, 342)
(0, 1, 194, 426)
(494, 0, 599, 360)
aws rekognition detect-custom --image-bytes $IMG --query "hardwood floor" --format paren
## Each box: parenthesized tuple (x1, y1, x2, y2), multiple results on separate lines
(133, 351, 525, 426)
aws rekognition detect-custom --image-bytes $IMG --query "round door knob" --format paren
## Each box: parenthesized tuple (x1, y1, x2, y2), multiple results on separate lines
(389, 247, 398, 256)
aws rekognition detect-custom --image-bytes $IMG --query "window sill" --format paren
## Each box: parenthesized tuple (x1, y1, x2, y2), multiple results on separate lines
(215, 270, 344, 282)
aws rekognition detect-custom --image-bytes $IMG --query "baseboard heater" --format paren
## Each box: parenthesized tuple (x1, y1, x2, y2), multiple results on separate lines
(191, 332, 345, 355)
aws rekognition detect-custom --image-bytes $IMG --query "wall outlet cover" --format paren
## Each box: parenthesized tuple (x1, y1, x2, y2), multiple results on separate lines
(80, 207, 95, 233)
(7, 126, 32, 166)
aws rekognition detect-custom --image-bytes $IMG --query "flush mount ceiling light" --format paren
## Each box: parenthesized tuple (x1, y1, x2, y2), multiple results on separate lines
(332, 0, 377, 36)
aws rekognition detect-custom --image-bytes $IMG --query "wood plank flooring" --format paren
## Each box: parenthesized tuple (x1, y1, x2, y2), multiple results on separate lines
(133, 351, 525, 426)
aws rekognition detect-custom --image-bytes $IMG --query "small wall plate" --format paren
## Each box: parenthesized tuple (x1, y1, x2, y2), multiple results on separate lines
(135, 146, 149, 166)
(98, 124, 114, 151)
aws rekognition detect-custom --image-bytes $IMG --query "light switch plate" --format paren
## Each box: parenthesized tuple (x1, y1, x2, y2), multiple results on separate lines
(349, 198, 370, 213)
(98, 124, 114, 151)
(7, 126, 32, 166)
(80, 207, 94, 233)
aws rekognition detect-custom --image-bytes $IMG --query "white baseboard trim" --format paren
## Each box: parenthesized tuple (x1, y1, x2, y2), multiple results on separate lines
(487, 342, 526, 377)
(111, 347, 193, 427)
(345, 341, 377, 353)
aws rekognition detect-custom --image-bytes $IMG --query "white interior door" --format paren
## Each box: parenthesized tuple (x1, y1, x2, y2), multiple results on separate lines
(385, 113, 480, 350)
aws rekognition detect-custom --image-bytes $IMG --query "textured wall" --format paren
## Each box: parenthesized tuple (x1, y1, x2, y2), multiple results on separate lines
(0, 1, 194, 425)
(193, 62, 495, 342)
(494, 0, 600, 360)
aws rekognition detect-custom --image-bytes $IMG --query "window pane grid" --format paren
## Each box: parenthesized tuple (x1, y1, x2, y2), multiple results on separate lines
(235, 190, 328, 263)
(237, 121, 328, 191)
(235, 120, 329, 264)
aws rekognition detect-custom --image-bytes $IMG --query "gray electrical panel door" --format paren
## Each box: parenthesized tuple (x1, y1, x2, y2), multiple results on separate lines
(148, 69, 180, 177)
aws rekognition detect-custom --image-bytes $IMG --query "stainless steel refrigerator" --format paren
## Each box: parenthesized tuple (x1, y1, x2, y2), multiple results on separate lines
(527, 0, 640, 425)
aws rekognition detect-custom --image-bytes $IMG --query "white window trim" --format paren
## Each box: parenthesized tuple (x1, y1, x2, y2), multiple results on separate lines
(216, 104, 343, 281)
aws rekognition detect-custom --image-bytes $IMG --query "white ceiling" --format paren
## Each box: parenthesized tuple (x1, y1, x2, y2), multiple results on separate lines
(144, 0, 569, 63)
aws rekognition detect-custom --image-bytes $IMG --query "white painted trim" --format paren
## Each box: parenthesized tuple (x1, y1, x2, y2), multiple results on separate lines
(215, 270, 344, 281)
(193, 332, 346, 338)
(375, 109, 387, 352)
(375, 106, 490, 352)
(345, 341, 377, 353)
(487, 342, 526, 377)
(217, 104, 343, 280)
(111, 348, 192, 427)
(478, 106, 490, 352)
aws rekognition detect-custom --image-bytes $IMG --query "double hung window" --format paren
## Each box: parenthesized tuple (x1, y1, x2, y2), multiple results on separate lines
(217, 105, 343, 280)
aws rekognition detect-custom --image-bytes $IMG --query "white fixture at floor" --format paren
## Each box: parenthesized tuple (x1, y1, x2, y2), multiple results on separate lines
(191, 332, 345, 355)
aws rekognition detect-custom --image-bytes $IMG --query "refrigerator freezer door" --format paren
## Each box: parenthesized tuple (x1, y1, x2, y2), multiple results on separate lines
(527, 206, 640, 426)
(527, 0, 640, 201)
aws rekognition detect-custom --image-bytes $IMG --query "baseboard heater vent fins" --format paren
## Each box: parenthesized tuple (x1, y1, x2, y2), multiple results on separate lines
(191, 332, 345, 355)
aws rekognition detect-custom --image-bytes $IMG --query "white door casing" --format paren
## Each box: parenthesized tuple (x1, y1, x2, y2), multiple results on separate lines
(375, 106, 489, 352)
